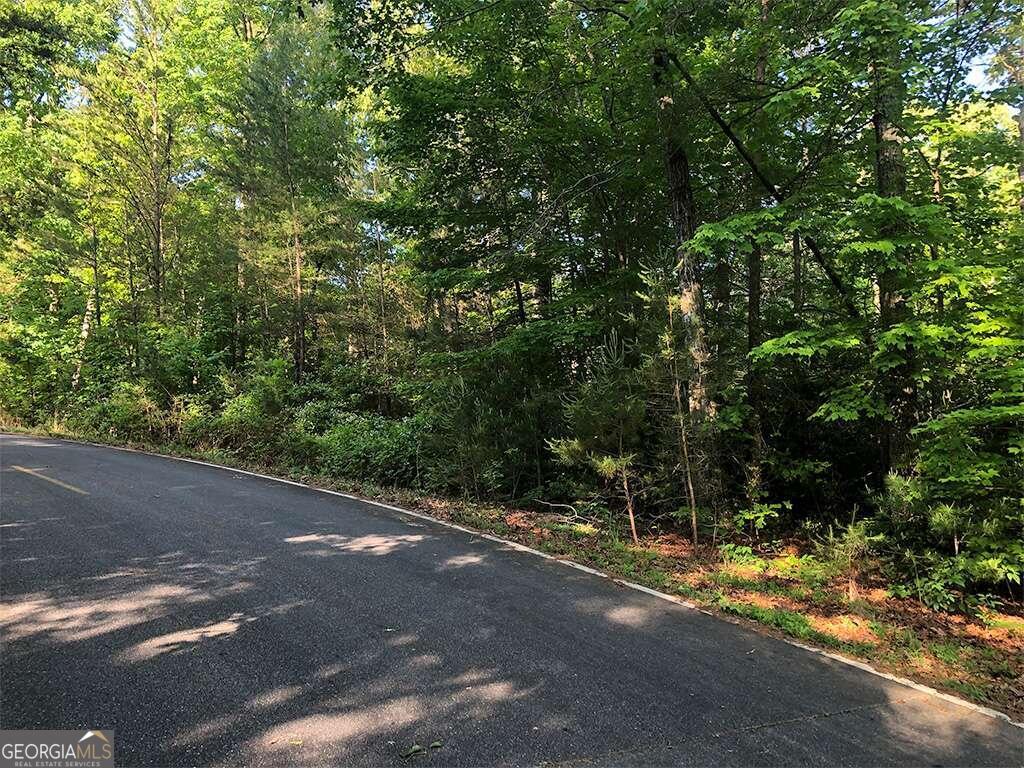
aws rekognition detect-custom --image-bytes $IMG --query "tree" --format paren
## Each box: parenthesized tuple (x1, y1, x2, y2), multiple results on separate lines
(220, 5, 353, 381)
(1, 0, 1021, 604)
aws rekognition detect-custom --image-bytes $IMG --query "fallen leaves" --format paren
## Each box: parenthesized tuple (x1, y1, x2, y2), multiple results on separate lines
(400, 739, 443, 759)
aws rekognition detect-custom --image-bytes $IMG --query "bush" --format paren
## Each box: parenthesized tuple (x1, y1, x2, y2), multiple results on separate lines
(280, 423, 324, 471)
(169, 395, 215, 444)
(292, 399, 341, 436)
(815, 517, 879, 601)
(80, 382, 165, 440)
(319, 413, 419, 486)
(873, 475, 1024, 608)
(212, 360, 290, 452)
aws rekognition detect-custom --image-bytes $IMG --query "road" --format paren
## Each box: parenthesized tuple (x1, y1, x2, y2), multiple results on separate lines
(0, 435, 1020, 767)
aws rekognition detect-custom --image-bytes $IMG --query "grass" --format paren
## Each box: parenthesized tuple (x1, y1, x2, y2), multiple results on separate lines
(706, 570, 812, 601)
(715, 597, 876, 656)
(981, 611, 1024, 635)
(942, 679, 988, 702)
(5, 419, 1023, 722)
(928, 640, 962, 665)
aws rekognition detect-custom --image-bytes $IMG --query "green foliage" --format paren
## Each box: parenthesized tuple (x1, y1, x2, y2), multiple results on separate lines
(771, 553, 832, 587)
(317, 414, 419, 486)
(214, 361, 290, 451)
(716, 596, 872, 653)
(2, 0, 1023, 614)
(874, 475, 1024, 608)
(718, 544, 767, 573)
(733, 501, 790, 539)
(815, 517, 883, 599)
(79, 382, 164, 440)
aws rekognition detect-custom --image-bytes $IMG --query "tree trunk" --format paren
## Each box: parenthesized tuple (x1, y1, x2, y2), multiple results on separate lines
(746, 238, 766, 507)
(513, 280, 527, 325)
(308, 265, 321, 371)
(534, 272, 552, 308)
(152, 202, 163, 318)
(234, 242, 245, 368)
(1017, 99, 1024, 214)
(148, 72, 169, 320)
(377, 220, 388, 363)
(669, 304, 700, 546)
(125, 210, 141, 373)
(654, 50, 713, 421)
(372, 172, 389, 364)
(654, 47, 720, 525)
(622, 470, 639, 545)
(746, 240, 762, 355)
(743, 4, 770, 508)
(71, 291, 96, 391)
(486, 292, 496, 342)
(91, 223, 101, 328)
(792, 233, 803, 316)
(283, 114, 305, 382)
(711, 256, 731, 358)
(292, 212, 305, 382)
(500, 191, 527, 325)
(872, 44, 914, 478)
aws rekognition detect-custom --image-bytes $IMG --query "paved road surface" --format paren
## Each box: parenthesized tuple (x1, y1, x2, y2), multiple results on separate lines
(1, 435, 1020, 766)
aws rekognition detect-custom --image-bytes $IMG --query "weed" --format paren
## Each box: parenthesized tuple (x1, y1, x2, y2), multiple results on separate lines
(941, 679, 986, 702)
(928, 641, 962, 665)
(716, 597, 844, 649)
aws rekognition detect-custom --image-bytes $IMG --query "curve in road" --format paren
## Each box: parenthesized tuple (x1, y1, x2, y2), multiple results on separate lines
(1, 435, 1021, 766)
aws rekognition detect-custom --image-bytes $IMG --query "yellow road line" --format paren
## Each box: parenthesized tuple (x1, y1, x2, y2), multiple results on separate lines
(10, 465, 89, 495)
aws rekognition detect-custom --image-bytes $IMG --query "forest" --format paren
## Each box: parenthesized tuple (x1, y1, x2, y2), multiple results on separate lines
(1, 0, 1023, 695)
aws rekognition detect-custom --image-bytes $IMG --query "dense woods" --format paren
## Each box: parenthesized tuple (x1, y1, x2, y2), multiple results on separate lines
(2, 0, 1022, 610)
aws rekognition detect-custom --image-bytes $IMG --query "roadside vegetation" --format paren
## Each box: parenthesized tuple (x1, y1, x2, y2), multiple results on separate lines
(1, 0, 1022, 720)
(8, 410, 1023, 720)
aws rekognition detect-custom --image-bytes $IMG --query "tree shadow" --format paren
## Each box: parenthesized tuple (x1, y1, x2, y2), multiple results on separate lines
(1, 451, 1020, 766)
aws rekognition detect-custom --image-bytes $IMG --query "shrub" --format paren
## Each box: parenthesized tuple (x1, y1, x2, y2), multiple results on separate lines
(719, 543, 768, 572)
(292, 399, 341, 436)
(169, 395, 215, 444)
(873, 475, 1024, 609)
(212, 360, 290, 452)
(280, 423, 324, 472)
(81, 382, 165, 440)
(319, 413, 419, 486)
(815, 517, 880, 601)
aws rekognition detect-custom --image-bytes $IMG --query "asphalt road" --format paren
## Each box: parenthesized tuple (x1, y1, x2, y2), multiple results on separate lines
(1, 435, 1020, 767)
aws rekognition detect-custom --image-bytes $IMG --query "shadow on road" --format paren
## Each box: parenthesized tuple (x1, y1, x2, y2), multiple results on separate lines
(1, 440, 1019, 766)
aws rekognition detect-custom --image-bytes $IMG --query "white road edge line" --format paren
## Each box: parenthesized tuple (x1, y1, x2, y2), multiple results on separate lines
(8, 433, 1022, 730)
